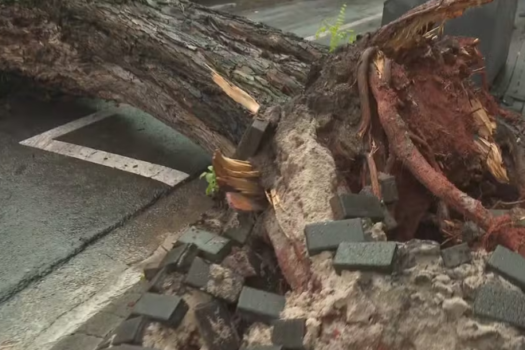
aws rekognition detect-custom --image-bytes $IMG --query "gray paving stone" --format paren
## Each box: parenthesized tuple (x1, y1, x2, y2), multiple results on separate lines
(235, 118, 270, 160)
(185, 257, 211, 289)
(50, 334, 101, 350)
(473, 283, 525, 330)
(378, 172, 399, 203)
(195, 300, 241, 350)
(330, 193, 385, 222)
(185, 257, 244, 303)
(112, 316, 148, 346)
(143, 262, 161, 282)
(148, 267, 167, 293)
(304, 219, 365, 256)
(271, 318, 306, 349)
(461, 221, 483, 244)
(381, 206, 398, 232)
(162, 242, 199, 273)
(441, 243, 472, 268)
(76, 311, 124, 338)
(242, 347, 283, 350)
(224, 213, 255, 245)
(237, 286, 285, 323)
(131, 293, 188, 328)
(487, 245, 525, 290)
(333, 242, 397, 274)
(179, 227, 232, 263)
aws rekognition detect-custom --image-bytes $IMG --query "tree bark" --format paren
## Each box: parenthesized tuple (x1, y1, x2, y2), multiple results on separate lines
(0, 0, 324, 154)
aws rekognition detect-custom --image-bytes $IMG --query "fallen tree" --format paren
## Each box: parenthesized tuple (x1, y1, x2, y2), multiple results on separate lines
(3, 0, 525, 294)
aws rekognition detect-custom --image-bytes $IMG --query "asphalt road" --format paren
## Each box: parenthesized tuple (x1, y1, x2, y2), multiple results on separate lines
(0, 94, 209, 304)
(234, 0, 385, 44)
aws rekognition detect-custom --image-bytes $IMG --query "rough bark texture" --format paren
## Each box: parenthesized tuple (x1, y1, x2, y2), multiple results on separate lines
(0, 0, 324, 154)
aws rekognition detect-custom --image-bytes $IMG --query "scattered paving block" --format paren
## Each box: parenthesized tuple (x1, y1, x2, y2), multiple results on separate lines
(143, 262, 162, 282)
(179, 227, 233, 263)
(461, 221, 483, 243)
(242, 347, 283, 350)
(487, 245, 525, 290)
(237, 286, 286, 323)
(490, 209, 509, 217)
(330, 193, 385, 222)
(381, 207, 398, 232)
(162, 243, 199, 273)
(235, 118, 270, 160)
(440, 243, 472, 268)
(131, 293, 188, 328)
(185, 257, 244, 303)
(378, 172, 399, 203)
(224, 213, 255, 245)
(473, 283, 525, 330)
(112, 316, 148, 346)
(271, 318, 306, 349)
(148, 267, 167, 293)
(185, 257, 211, 289)
(304, 219, 365, 256)
(333, 242, 397, 274)
(195, 300, 241, 350)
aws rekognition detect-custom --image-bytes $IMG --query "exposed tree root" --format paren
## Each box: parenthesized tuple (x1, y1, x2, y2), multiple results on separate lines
(369, 57, 525, 256)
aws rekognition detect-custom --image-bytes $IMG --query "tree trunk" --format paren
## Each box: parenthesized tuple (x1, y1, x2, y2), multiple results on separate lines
(0, 0, 324, 154)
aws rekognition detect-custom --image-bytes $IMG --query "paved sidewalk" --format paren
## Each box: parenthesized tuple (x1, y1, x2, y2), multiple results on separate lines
(0, 179, 213, 350)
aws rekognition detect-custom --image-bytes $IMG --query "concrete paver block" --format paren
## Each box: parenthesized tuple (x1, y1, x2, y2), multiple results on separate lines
(473, 283, 525, 330)
(242, 347, 283, 350)
(112, 316, 148, 346)
(237, 286, 285, 323)
(162, 242, 199, 273)
(333, 242, 397, 274)
(235, 119, 270, 160)
(185, 257, 210, 289)
(224, 213, 255, 245)
(271, 318, 306, 349)
(378, 172, 399, 203)
(441, 243, 472, 268)
(148, 267, 167, 293)
(195, 300, 241, 350)
(487, 245, 525, 290)
(330, 193, 385, 222)
(179, 227, 232, 263)
(185, 257, 244, 303)
(143, 263, 161, 282)
(462, 221, 483, 243)
(305, 219, 365, 256)
(131, 293, 188, 328)
(382, 207, 398, 232)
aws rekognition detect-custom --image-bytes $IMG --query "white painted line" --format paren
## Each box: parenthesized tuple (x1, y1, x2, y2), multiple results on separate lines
(305, 12, 383, 41)
(20, 109, 190, 187)
(20, 110, 116, 148)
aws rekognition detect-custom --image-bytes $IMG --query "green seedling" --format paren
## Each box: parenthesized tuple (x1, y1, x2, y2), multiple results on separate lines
(315, 4, 356, 52)
(200, 165, 219, 196)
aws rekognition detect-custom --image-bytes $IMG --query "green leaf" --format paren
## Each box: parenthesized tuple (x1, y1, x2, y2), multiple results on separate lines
(205, 173, 214, 183)
(208, 165, 214, 172)
(200, 172, 207, 179)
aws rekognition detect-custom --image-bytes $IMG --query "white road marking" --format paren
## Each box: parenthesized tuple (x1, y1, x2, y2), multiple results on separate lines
(305, 12, 383, 41)
(20, 109, 189, 186)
